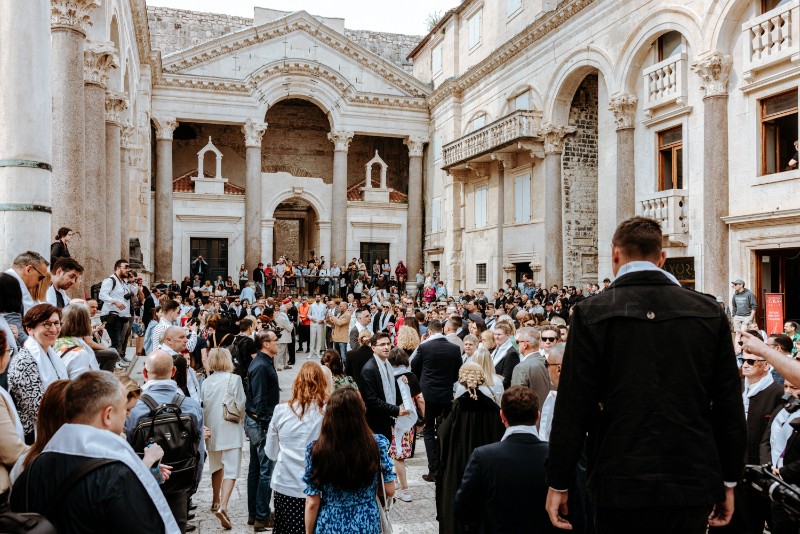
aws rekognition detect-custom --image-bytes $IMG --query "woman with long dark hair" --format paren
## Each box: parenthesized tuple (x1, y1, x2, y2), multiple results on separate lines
(50, 227, 73, 265)
(303, 387, 395, 533)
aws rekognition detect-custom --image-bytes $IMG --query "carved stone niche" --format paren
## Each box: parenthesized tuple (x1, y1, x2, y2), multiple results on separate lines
(361, 150, 391, 203)
(192, 137, 228, 195)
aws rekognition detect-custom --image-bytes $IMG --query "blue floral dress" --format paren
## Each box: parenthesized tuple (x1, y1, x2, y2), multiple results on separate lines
(304, 434, 396, 534)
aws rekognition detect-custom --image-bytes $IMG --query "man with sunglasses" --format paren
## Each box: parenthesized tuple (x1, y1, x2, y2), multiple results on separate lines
(99, 259, 132, 357)
(539, 328, 559, 358)
(5, 251, 48, 313)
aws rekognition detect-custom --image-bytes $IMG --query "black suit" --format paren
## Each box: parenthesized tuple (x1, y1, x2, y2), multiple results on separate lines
(454, 432, 558, 533)
(142, 294, 158, 326)
(356, 356, 400, 440)
(493, 347, 520, 390)
(345, 344, 373, 382)
(411, 336, 462, 474)
(546, 270, 746, 531)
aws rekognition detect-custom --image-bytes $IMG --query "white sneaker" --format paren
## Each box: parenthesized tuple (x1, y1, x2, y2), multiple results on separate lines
(397, 489, 412, 502)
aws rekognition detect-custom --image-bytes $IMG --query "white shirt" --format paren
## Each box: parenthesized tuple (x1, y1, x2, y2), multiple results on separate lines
(615, 261, 681, 286)
(265, 403, 324, 498)
(501, 424, 540, 441)
(539, 391, 558, 441)
(309, 302, 327, 323)
(45, 285, 71, 308)
(4, 268, 35, 313)
(98, 274, 132, 317)
(152, 318, 198, 353)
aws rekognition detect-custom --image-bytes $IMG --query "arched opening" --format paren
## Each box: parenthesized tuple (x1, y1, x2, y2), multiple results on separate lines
(108, 16, 122, 92)
(263, 99, 333, 181)
(272, 197, 320, 263)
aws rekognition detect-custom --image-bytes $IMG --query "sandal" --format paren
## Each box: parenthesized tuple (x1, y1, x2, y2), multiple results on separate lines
(215, 509, 233, 530)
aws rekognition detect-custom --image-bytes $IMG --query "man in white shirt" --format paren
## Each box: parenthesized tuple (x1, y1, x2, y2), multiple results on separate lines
(5, 250, 48, 313)
(99, 260, 133, 356)
(538, 343, 564, 441)
(329, 263, 341, 298)
(152, 300, 198, 353)
(46, 257, 83, 308)
(308, 296, 327, 358)
(158, 326, 200, 400)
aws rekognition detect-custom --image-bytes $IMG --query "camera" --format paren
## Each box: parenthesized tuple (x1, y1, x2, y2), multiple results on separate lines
(783, 393, 800, 414)
(743, 465, 800, 521)
(123, 292, 133, 301)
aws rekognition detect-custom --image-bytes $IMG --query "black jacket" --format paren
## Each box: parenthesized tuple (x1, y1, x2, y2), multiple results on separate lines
(356, 356, 400, 440)
(50, 240, 70, 266)
(246, 351, 280, 430)
(411, 336, 462, 404)
(454, 432, 558, 533)
(494, 347, 520, 390)
(546, 270, 746, 508)
(744, 380, 784, 464)
(10, 452, 165, 534)
(345, 344, 374, 382)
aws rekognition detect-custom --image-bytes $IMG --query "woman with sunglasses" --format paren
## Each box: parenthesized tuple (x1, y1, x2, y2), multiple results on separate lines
(7, 303, 69, 444)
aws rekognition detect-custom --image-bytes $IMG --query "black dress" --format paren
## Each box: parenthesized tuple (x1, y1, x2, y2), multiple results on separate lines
(50, 240, 70, 265)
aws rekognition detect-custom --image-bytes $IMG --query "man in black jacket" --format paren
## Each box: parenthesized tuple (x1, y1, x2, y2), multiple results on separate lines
(356, 332, 409, 440)
(245, 330, 280, 531)
(546, 217, 746, 532)
(411, 320, 462, 481)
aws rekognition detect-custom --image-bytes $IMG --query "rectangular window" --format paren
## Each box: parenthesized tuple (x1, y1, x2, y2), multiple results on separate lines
(513, 91, 530, 111)
(761, 90, 798, 176)
(657, 126, 683, 190)
(475, 186, 488, 228)
(762, 0, 792, 14)
(432, 43, 442, 76)
(657, 31, 684, 61)
(431, 197, 442, 232)
(468, 10, 482, 49)
(507, 0, 522, 15)
(433, 135, 442, 161)
(514, 174, 531, 223)
(476, 263, 487, 285)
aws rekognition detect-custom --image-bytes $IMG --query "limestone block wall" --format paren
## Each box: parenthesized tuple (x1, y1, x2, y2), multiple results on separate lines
(343, 29, 419, 73)
(562, 74, 599, 286)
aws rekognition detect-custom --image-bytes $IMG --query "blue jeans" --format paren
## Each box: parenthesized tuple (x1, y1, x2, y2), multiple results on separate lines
(245, 417, 275, 521)
(335, 342, 348, 366)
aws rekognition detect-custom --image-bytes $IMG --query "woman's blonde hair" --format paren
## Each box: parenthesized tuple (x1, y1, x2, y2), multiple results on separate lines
(116, 373, 142, 402)
(480, 329, 496, 351)
(358, 329, 372, 347)
(469, 347, 495, 387)
(32, 271, 51, 303)
(458, 362, 486, 400)
(289, 362, 330, 418)
(396, 325, 420, 351)
(207, 347, 235, 373)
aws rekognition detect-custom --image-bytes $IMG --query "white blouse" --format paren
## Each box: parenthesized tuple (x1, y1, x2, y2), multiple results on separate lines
(265, 402, 324, 499)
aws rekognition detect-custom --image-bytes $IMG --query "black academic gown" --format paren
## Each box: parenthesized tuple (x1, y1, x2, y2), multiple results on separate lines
(436, 391, 505, 534)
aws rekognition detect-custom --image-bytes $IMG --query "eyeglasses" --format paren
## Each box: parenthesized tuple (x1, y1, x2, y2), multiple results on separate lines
(544, 362, 561, 369)
(375, 342, 391, 348)
(541, 337, 556, 342)
(41, 321, 62, 330)
(31, 265, 46, 282)
(738, 357, 767, 366)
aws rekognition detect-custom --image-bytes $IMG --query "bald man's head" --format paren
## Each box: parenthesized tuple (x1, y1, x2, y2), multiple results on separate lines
(162, 325, 187, 353)
(144, 349, 175, 381)
(548, 343, 565, 365)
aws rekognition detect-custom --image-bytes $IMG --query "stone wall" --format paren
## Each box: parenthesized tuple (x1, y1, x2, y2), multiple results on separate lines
(146, 7, 420, 72)
(562, 74, 599, 286)
(274, 219, 301, 260)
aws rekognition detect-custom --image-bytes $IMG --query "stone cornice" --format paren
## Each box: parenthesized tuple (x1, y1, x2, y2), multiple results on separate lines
(105, 92, 129, 126)
(328, 131, 354, 152)
(404, 136, 428, 158)
(159, 11, 431, 99)
(691, 52, 732, 98)
(427, 0, 595, 109)
(51, 0, 99, 35)
(129, 0, 155, 65)
(84, 41, 118, 88)
(243, 119, 268, 148)
(491, 153, 517, 169)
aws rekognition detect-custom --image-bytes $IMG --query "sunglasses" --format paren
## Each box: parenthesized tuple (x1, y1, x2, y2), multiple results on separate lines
(738, 357, 766, 366)
(544, 362, 561, 369)
(31, 265, 46, 282)
(541, 337, 556, 342)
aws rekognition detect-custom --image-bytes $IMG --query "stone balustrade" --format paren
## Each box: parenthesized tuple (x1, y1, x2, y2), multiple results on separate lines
(638, 189, 689, 244)
(442, 110, 542, 169)
(743, 0, 800, 81)
(642, 53, 687, 114)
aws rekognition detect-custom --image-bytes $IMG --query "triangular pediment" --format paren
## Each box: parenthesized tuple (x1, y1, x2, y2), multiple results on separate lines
(159, 11, 430, 99)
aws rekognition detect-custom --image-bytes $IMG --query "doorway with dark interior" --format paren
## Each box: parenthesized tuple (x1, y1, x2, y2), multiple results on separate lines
(756, 248, 800, 326)
(360, 242, 390, 275)
(190, 237, 228, 284)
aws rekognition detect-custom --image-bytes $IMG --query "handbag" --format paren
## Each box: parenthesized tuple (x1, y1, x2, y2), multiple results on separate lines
(376, 465, 393, 534)
(222, 374, 243, 424)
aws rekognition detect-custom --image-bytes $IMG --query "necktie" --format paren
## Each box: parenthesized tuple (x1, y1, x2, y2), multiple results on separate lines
(55, 289, 65, 308)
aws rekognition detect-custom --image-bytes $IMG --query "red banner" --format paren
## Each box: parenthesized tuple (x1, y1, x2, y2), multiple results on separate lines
(766, 293, 785, 335)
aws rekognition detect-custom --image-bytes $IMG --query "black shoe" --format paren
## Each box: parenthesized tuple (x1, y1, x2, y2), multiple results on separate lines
(247, 516, 255, 526)
(185, 524, 197, 532)
(422, 472, 437, 483)
(189, 503, 198, 511)
(187, 513, 195, 520)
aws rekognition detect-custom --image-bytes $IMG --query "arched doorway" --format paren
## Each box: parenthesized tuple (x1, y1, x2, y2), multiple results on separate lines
(272, 197, 320, 263)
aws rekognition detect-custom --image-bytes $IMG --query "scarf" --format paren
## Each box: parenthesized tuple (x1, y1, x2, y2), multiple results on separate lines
(391, 366, 417, 450)
(374, 355, 396, 406)
(743, 373, 775, 416)
(23, 336, 68, 388)
(492, 339, 513, 366)
(43, 424, 180, 534)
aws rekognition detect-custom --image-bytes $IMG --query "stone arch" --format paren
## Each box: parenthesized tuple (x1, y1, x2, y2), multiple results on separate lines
(108, 14, 122, 92)
(263, 99, 334, 181)
(704, 0, 751, 54)
(266, 190, 329, 222)
(615, 5, 704, 95)
(544, 45, 614, 125)
(463, 109, 492, 135)
(501, 83, 544, 114)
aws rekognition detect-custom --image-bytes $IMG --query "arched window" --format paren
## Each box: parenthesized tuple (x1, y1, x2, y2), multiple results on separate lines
(468, 113, 488, 133)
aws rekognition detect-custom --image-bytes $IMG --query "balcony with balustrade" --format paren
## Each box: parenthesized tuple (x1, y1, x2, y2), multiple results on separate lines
(642, 53, 688, 116)
(442, 110, 543, 170)
(637, 189, 689, 246)
(742, 0, 800, 82)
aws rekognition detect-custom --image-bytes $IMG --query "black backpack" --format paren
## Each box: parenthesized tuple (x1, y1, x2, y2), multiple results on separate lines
(129, 393, 199, 495)
(228, 335, 252, 387)
(90, 277, 116, 304)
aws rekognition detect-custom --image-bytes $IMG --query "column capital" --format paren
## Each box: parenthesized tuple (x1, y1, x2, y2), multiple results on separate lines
(447, 169, 470, 183)
(105, 91, 128, 126)
(404, 136, 428, 158)
(328, 130, 354, 152)
(153, 116, 178, 141)
(607, 94, 638, 130)
(491, 153, 516, 169)
(51, 0, 99, 35)
(540, 122, 577, 155)
(691, 52, 732, 98)
(243, 119, 268, 148)
(84, 41, 118, 88)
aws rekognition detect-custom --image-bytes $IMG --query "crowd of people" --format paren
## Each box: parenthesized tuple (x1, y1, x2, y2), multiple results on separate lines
(2, 219, 800, 533)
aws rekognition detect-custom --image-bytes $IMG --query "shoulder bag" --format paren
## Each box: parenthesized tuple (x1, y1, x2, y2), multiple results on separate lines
(222, 373, 243, 424)
(376, 464, 393, 533)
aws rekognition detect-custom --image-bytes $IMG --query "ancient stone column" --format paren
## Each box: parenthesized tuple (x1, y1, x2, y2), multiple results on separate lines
(83, 41, 117, 285)
(0, 0, 53, 267)
(328, 131, 353, 267)
(104, 92, 127, 261)
(692, 52, 732, 297)
(50, 0, 98, 260)
(540, 123, 576, 286)
(153, 117, 178, 282)
(404, 136, 427, 290)
(120, 121, 134, 259)
(492, 154, 516, 288)
(243, 119, 268, 272)
(608, 94, 638, 224)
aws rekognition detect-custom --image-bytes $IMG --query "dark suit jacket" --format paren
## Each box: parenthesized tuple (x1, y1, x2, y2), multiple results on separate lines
(345, 344, 373, 382)
(744, 381, 784, 464)
(356, 357, 400, 440)
(142, 294, 158, 326)
(454, 432, 558, 533)
(546, 270, 746, 509)
(494, 347, 520, 390)
(411, 336, 462, 404)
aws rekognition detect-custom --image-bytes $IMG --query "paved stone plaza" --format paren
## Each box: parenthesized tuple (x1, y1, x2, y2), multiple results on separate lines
(191, 357, 438, 533)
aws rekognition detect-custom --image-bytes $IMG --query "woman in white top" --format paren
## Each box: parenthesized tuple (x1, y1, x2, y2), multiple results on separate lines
(266, 361, 328, 534)
(454, 347, 504, 405)
(53, 303, 99, 379)
(200, 347, 246, 530)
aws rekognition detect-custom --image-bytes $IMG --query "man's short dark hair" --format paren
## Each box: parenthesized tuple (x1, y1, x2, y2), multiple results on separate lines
(65, 371, 122, 423)
(770, 333, 793, 353)
(162, 300, 180, 314)
(255, 329, 275, 348)
(501, 386, 539, 426)
(427, 320, 443, 334)
(51, 257, 84, 275)
(371, 332, 391, 347)
(611, 216, 662, 260)
(113, 259, 129, 270)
